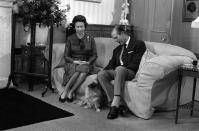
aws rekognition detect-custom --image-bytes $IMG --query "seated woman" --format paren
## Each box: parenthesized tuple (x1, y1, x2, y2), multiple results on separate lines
(59, 15, 98, 103)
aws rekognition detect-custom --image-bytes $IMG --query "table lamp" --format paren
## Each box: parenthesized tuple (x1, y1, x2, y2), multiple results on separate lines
(191, 16, 199, 66)
(191, 16, 199, 28)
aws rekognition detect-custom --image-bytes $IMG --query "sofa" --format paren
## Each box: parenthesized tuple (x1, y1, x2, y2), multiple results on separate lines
(51, 37, 198, 119)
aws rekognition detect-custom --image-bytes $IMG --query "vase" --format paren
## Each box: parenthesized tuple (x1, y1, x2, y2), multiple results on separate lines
(35, 23, 50, 46)
(26, 23, 49, 46)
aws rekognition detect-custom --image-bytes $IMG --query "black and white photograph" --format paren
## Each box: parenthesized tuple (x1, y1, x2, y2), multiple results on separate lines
(183, 0, 199, 22)
(0, 0, 199, 131)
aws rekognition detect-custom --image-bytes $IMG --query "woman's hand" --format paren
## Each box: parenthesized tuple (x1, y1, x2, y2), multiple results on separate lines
(73, 60, 89, 65)
(79, 61, 89, 65)
(75, 63, 90, 73)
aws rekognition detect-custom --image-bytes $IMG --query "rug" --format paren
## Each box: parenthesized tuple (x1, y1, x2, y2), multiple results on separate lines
(0, 88, 74, 130)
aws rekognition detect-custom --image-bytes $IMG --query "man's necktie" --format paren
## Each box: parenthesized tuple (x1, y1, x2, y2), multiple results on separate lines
(120, 44, 127, 65)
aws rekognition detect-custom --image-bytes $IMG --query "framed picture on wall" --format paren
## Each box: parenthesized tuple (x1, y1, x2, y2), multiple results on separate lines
(183, 0, 199, 22)
(75, 0, 102, 3)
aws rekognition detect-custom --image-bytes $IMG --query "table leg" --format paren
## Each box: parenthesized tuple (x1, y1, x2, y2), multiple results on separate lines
(28, 77, 34, 91)
(175, 73, 182, 124)
(190, 77, 197, 116)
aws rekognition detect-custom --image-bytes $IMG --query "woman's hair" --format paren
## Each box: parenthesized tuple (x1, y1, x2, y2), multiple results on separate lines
(72, 15, 88, 28)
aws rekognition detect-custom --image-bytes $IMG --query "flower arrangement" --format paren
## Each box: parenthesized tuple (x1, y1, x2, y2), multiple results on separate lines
(13, 0, 70, 27)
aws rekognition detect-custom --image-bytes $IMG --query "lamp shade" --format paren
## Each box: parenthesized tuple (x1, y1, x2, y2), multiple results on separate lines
(191, 16, 199, 28)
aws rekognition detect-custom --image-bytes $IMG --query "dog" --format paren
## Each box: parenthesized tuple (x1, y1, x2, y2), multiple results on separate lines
(77, 80, 102, 112)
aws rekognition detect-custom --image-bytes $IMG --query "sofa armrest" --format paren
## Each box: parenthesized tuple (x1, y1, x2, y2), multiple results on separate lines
(124, 55, 194, 119)
(51, 43, 65, 69)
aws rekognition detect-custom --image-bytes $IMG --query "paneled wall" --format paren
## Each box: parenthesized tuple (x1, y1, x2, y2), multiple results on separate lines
(131, 0, 174, 43)
(171, 0, 199, 53)
(131, 0, 199, 53)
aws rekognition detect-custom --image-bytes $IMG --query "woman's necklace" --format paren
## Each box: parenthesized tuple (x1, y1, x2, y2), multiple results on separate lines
(76, 33, 85, 39)
(76, 33, 85, 49)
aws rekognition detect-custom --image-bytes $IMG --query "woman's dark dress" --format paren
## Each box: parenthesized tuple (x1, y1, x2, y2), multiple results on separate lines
(62, 33, 98, 86)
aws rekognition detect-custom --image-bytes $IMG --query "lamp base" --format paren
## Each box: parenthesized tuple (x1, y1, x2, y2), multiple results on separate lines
(119, 19, 129, 25)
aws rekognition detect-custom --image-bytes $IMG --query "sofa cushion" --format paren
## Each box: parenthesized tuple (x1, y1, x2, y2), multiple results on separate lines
(137, 55, 193, 85)
(135, 49, 157, 79)
(136, 43, 195, 87)
(94, 37, 118, 68)
(145, 41, 197, 60)
(136, 41, 197, 83)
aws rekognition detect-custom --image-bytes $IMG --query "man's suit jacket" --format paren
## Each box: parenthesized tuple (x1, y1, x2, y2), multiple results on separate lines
(104, 38, 146, 73)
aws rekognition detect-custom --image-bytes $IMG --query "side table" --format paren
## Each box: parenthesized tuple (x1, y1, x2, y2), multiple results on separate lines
(175, 63, 199, 124)
(21, 45, 47, 74)
(20, 45, 48, 91)
(6, 14, 54, 97)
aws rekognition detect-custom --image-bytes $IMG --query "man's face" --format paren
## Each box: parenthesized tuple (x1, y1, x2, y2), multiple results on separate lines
(111, 28, 125, 45)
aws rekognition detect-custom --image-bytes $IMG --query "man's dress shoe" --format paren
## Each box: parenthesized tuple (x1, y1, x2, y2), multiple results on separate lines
(107, 106, 119, 119)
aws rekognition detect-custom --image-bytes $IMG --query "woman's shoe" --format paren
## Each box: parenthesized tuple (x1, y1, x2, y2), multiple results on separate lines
(66, 92, 74, 103)
(59, 96, 67, 103)
(66, 97, 73, 103)
(107, 106, 119, 119)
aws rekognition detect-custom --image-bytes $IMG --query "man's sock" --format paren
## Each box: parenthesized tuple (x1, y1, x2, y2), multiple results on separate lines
(111, 96, 121, 107)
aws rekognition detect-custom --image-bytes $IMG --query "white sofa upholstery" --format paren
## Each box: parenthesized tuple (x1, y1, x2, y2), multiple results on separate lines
(124, 41, 197, 119)
(51, 38, 198, 119)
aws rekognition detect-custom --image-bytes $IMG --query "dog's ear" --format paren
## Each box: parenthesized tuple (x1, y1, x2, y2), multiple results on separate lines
(88, 83, 93, 88)
(88, 82, 96, 89)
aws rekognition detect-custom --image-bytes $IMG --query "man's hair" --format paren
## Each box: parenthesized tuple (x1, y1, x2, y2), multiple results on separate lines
(114, 24, 131, 35)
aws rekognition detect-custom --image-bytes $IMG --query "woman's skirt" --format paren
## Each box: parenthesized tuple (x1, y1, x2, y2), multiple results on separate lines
(62, 63, 100, 86)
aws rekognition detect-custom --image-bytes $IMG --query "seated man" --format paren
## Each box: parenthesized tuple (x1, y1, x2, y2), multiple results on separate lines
(97, 25, 146, 119)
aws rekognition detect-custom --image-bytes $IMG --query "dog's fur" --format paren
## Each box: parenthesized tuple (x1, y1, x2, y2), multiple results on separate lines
(77, 80, 102, 112)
